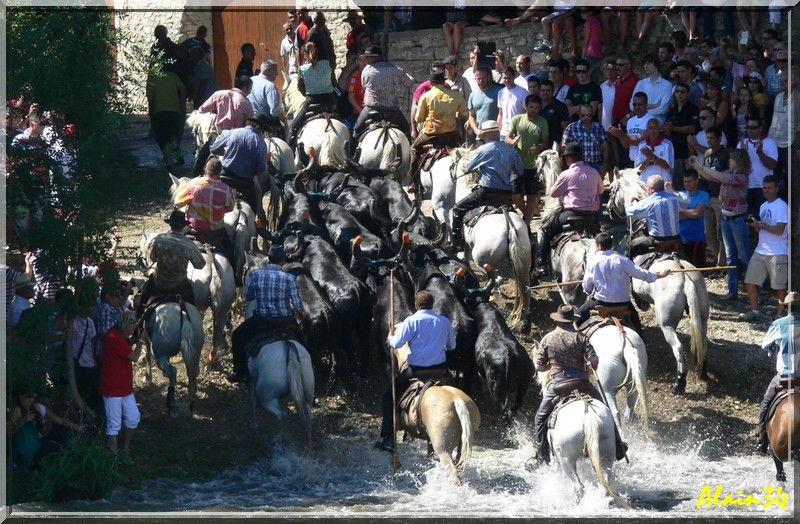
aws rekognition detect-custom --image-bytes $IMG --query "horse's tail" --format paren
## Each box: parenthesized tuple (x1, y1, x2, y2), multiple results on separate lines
(684, 271, 708, 377)
(287, 342, 313, 440)
(380, 131, 398, 171)
(621, 328, 649, 431)
(179, 306, 200, 379)
(504, 211, 529, 329)
(584, 403, 633, 510)
(453, 398, 475, 473)
(319, 124, 347, 168)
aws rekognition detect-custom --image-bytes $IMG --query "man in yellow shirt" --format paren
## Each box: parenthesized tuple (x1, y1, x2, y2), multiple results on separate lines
(410, 67, 468, 176)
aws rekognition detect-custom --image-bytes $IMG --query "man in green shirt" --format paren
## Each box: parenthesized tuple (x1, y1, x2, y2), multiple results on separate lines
(506, 94, 549, 223)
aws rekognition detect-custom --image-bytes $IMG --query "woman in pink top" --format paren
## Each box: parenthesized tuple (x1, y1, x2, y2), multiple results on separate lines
(580, 8, 603, 72)
(690, 150, 750, 299)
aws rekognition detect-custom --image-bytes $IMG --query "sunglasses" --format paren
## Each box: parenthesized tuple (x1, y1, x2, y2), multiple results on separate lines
(576, 69, 588, 74)
(748, 125, 761, 129)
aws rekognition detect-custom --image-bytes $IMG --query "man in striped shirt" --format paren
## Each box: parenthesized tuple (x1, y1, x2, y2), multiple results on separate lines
(353, 46, 416, 138)
(229, 244, 305, 383)
(625, 175, 688, 258)
(174, 157, 236, 261)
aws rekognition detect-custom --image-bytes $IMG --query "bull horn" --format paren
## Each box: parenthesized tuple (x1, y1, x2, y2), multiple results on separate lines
(399, 202, 420, 229)
(333, 173, 351, 199)
(286, 231, 306, 261)
(432, 217, 447, 247)
(351, 235, 364, 261)
(293, 173, 308, 195)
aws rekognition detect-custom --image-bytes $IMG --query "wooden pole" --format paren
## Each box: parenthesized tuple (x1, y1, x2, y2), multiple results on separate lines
(528, 265, 737, 290)
(668, 265, 736, 273)
(389, 268, 398, 474)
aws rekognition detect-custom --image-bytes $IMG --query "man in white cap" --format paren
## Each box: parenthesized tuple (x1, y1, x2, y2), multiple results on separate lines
(450, 119, 525, 250)
(756, 291, 800, 454)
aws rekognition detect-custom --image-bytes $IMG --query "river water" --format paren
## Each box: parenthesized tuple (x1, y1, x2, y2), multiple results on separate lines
(20, 422, 795, 518)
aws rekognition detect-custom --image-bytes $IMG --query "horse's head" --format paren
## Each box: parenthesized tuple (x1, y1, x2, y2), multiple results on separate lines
(168, 173, 192, 203)
(534, 143, 563, 194)
(137, 227, 155, 271)
(607, 168, 646, 219)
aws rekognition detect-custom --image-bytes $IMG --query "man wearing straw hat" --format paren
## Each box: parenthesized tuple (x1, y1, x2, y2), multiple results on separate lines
(529, 303, 626, 469)
(10, 273, 35, 327)
(756, 291, 800, 454)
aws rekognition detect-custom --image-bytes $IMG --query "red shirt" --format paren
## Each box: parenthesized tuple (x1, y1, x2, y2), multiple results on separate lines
(99, 328, 134, 397)
(348, 70, 364, 114)
(612, 73, 640, 122)
(296, 20, 312, 65)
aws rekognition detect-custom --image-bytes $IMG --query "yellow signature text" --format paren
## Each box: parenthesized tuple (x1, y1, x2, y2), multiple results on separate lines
(697, 484, 788, 512)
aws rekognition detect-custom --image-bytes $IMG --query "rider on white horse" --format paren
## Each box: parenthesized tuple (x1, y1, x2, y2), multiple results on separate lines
(286, 42, 338, 148)
(450, 120, 525, 250)
(376, 290, 456, 454)
(138, 210, 206, 315)
(353, 45, 415, 139)
(529, 304, 627, 469)
(625, 174, 687, 259)
(535, 142, 603, 278)
(409, 68, 468, 177)
(173, 157, 237, 262)
(578, 232, 671, 334)
(756, 292, 800, 454)
(229, 244, 305, 384)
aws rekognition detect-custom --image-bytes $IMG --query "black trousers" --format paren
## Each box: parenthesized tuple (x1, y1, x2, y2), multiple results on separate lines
(354, 106, 410, 138)
(139, 277, 196, 316)
(534, 379, 603, 463)
(537, 209, 597, 267)
(231, 314, 296, 373)
(758, 374, 782, 445)
(452, 187, 513, 238)
(287, 93, 337, 147)
(380, 362, 447, 438)
(577, 297, 643, 334)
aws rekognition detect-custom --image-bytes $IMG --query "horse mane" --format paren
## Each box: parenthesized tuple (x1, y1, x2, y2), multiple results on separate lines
(448, 146, 477, 185)
(608, 168, 646, 218)
(534, 148, 563, 195)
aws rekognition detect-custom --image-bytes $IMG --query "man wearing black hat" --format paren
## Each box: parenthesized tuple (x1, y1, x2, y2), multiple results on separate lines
(139, 210, 206, 315)
(409, 67, 468, 177)
(354, 45, 416, 138)
(535, 142, 603, 277)
(229, 244, 305, 383)
(529, 304, 626, 469)
(209, 113, 269, 229)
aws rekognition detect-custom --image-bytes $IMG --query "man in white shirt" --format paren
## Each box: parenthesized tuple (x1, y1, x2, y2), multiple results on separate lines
(688, 106, 728, 165)
(607, 91, 651, 166)
(279, 22, 297, 89)
(768, 74, 799, 184)
(514, 54, 534, 90)
(497, 67, 529, 141)
(744, 176, 789, 319)
(10, 273, 34, 327)
(737, 116, 779, 214)
(599, 59, 617, 130)
(631, 54, 673, 123)
(635, 118, 675, 188)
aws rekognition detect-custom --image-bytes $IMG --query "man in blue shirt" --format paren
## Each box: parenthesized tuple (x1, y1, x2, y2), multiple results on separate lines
(677, 169, 710, 268)
(450, 120, 526, 251)
(578, 232, 670, 334)
(229, 245, 305, 383)
(248, 60, 287, 136)
(756, 292, 799, 453)
(625, 174, 687, 258)
(467, 67, 502, 145)
(376, 290, 456, 453)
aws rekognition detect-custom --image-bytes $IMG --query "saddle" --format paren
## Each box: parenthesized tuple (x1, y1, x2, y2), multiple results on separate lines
(244, 324, 297, 359)
(564, 214, 598, 234)
(628, 220, 682, 258)
(420, 145, 451, 173)
(767, 378, 797, 422)
(185, 228, 228, 254)
(550, 231, 581, 261)
(398, 377, 446, 437)
(547, 388, 594, 429)
(463, 205, 504, 228)
(578, 315, 616, 339)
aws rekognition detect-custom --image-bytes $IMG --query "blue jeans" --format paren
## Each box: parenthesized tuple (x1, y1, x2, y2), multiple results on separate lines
(720, 214, 750, 295)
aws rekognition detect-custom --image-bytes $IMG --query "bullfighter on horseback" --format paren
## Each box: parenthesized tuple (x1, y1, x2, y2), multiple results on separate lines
(577, 232, 671, 334)
(173, 156, 237, 263)
(138, 210, 206, 316)
(450, 120, 525, 251)
(535, 142, 603, 278)
(528, 304, 627, 469)
(756, 292, 799, 454)
(375, 290, 456, 453)
(229, 244, 305, 383)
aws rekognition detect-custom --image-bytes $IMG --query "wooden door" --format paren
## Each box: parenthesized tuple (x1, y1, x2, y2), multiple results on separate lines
(211, 6, 291, 91)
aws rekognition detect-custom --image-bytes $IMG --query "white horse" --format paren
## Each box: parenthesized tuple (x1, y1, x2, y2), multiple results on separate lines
(449, 151, 531, 330)
(356, 124, 412, 187)
(140, 227, 236, 357)
(186, 110, 217, 151)
(591, 324, 649, 435)
(548, 396, 633, 509)
(418, 147, 471, 231)
(264, 135, 295, 176)
(607, 171, 710, 394)
(294, 117, 350, 170)
(142, 302, 205, 418)
(282, 71, 305, 119)
(243, 254, 315, 452)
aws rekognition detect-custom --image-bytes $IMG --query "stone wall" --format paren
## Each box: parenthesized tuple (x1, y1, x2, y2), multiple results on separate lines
(114, 4, 211, 112)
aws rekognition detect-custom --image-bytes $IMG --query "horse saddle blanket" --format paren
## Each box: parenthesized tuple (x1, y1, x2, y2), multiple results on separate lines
(548, 389, 594, 429)
(398, 378, 445, 437)
(245, 331, 295, 360)
(767, 382, 797, 422)
(550, 231, 581, 257)
(463, 205, 503, 228)
(578, 316, 616, 339)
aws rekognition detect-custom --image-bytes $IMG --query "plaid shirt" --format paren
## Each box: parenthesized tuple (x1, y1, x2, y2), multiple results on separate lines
(361, 60, 415, 108)
(765, 64, 782, 98)
(174, 177, 236, 231)
(199, 88, 254, 131)
(245, 264, 303, 319)
(93, 301, 122, 359)
(562, 121, 607, 164)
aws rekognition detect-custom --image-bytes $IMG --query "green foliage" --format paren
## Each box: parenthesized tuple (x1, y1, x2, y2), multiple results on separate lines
(11, 433, 133, 503)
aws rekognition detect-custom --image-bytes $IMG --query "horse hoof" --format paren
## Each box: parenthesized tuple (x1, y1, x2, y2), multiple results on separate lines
(670, 381, 686, 395)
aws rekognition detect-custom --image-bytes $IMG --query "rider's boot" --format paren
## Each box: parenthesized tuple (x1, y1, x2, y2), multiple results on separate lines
(756, 429, 769, 454)
(525, 435, 551, 471)
(449, 218, 463, 252)
(613, 423, 629, 461)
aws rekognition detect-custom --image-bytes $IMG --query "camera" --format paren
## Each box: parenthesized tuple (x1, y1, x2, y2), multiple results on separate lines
(745, 215, 758, 224)
(30, 407, 46, 432)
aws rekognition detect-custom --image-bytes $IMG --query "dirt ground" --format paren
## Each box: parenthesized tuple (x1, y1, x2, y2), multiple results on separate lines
(109, 121, 778, 484)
